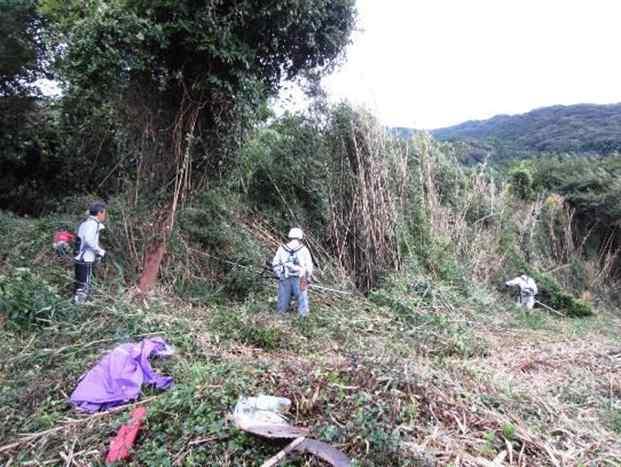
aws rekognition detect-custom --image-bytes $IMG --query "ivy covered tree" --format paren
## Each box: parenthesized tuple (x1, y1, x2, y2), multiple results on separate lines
(0, 0, 49, 96)
(0, 0, 58, 212)
(42, 0, 356, 291)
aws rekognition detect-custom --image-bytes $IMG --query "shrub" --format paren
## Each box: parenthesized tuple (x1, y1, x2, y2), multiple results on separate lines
(509, 163, 535, 200)
(0, 267, 70, 329)
(529, 270, 593, 317)
(174, 190, 269, 301)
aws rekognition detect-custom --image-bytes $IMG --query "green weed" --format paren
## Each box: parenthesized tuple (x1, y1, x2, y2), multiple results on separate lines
(481, 430, 499, 457)
(209, 306, 286, 351)
(502, 422, 516, 441)
(0, 267, 72, 329)
(609, 408, 621, 434)
(512, 309, 549, 330)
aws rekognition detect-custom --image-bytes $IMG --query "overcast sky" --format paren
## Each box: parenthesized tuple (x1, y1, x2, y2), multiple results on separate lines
(320, 0, 621, 129)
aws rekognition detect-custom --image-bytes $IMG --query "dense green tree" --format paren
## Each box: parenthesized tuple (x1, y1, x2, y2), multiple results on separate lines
(41, 0, 356, 290)
(43, 0, 356, 185)
(0, 0, 59, 212)
(509, 163, 535, 201)
(0, 0, 49, 96)
(530, 155, 621, 277)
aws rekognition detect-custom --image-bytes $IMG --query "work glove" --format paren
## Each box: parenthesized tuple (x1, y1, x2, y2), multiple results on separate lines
(271, 263, 283, 280)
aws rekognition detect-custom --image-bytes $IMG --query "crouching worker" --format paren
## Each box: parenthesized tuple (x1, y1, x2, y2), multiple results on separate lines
(505, 274, 538, 309)
(272, 227, 313, 317)
(73, 201, 107, 304)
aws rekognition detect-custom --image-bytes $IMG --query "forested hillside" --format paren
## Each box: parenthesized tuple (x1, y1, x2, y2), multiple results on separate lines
(1, 1, 620, 466)
(428, 104, 621, 164)
(433, 103, 621, 153)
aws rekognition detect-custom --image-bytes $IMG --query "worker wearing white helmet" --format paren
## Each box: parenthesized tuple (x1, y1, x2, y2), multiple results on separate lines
(505, 274, 538, 309)
(271, 227, 314, 317)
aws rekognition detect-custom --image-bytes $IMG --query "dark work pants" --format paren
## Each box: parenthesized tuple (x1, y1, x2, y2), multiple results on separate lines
(74, 261, 95, 300)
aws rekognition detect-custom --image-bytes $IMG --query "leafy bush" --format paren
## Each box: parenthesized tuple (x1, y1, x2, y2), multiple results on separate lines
(174, 190, 269, 301)
(0, 267, 69, 329)
(237, 119, 329, 232)
(509, 163, 535, 200)
(350, 392, 403, 464)
(531, 155, 621, 281)
(529, 270, 593, 317)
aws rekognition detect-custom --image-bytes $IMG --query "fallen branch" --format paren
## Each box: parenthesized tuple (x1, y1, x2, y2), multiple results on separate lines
(261, 437, 306, 467)
(293, 439, 352, 467)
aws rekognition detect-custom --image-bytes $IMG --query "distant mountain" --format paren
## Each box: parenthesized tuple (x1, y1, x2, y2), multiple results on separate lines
(427, 103, 621, 164)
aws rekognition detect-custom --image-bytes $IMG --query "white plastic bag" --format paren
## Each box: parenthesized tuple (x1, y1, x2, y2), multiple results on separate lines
(233, 395, 291, 425)
(232, 395, 307, 439)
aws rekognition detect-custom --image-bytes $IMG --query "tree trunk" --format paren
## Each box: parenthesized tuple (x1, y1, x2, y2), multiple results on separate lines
(136, 204, 173, 295)
(137, 237, 167, 294)
(134, 91, 203, 295)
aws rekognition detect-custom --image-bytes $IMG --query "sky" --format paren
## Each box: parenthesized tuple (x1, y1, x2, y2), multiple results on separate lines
(318, 0, 621, 129)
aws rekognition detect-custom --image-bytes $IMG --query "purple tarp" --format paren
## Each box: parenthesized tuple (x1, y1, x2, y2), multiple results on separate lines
(70, 337, 174, 413)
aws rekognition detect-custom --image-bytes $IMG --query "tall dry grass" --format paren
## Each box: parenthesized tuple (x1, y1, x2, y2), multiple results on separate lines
(326, 109, 408, 292)
(414, 135, 514, 283)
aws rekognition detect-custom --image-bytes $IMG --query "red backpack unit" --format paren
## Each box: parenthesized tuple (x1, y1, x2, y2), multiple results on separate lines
(53, 230, 76, 257)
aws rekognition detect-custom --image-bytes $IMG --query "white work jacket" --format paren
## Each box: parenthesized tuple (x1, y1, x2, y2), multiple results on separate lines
(272, 240, 313, 279)
(506, 275, 538, 295)
(74, 216, 106, 263)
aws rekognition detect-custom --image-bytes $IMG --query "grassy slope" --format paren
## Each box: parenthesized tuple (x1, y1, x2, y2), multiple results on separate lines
(1, 215, 620, 466)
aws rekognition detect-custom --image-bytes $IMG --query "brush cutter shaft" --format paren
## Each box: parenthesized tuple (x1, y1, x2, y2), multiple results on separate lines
(308, 284, 352, 295)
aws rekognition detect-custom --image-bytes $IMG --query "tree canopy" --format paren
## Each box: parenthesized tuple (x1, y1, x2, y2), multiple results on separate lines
(0, 0, 49, 97)
(0, 0, 357, 214)
(41, 0, 356, 193)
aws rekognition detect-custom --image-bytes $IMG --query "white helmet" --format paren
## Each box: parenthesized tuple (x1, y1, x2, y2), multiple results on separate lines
(288, 227, 304, 240)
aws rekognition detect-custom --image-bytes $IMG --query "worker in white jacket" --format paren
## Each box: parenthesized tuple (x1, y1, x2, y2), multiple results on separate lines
(272, 227, 313, 317)
(505, 274, 538, 309)
(73, 201, 107, 304)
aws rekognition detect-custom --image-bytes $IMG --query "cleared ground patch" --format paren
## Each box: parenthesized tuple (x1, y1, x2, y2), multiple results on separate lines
(1, 281, 619, 466)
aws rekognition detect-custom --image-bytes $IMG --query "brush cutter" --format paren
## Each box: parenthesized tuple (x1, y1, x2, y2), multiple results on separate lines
(261, 259, 353, 295)
(230, 257, 354, 295)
